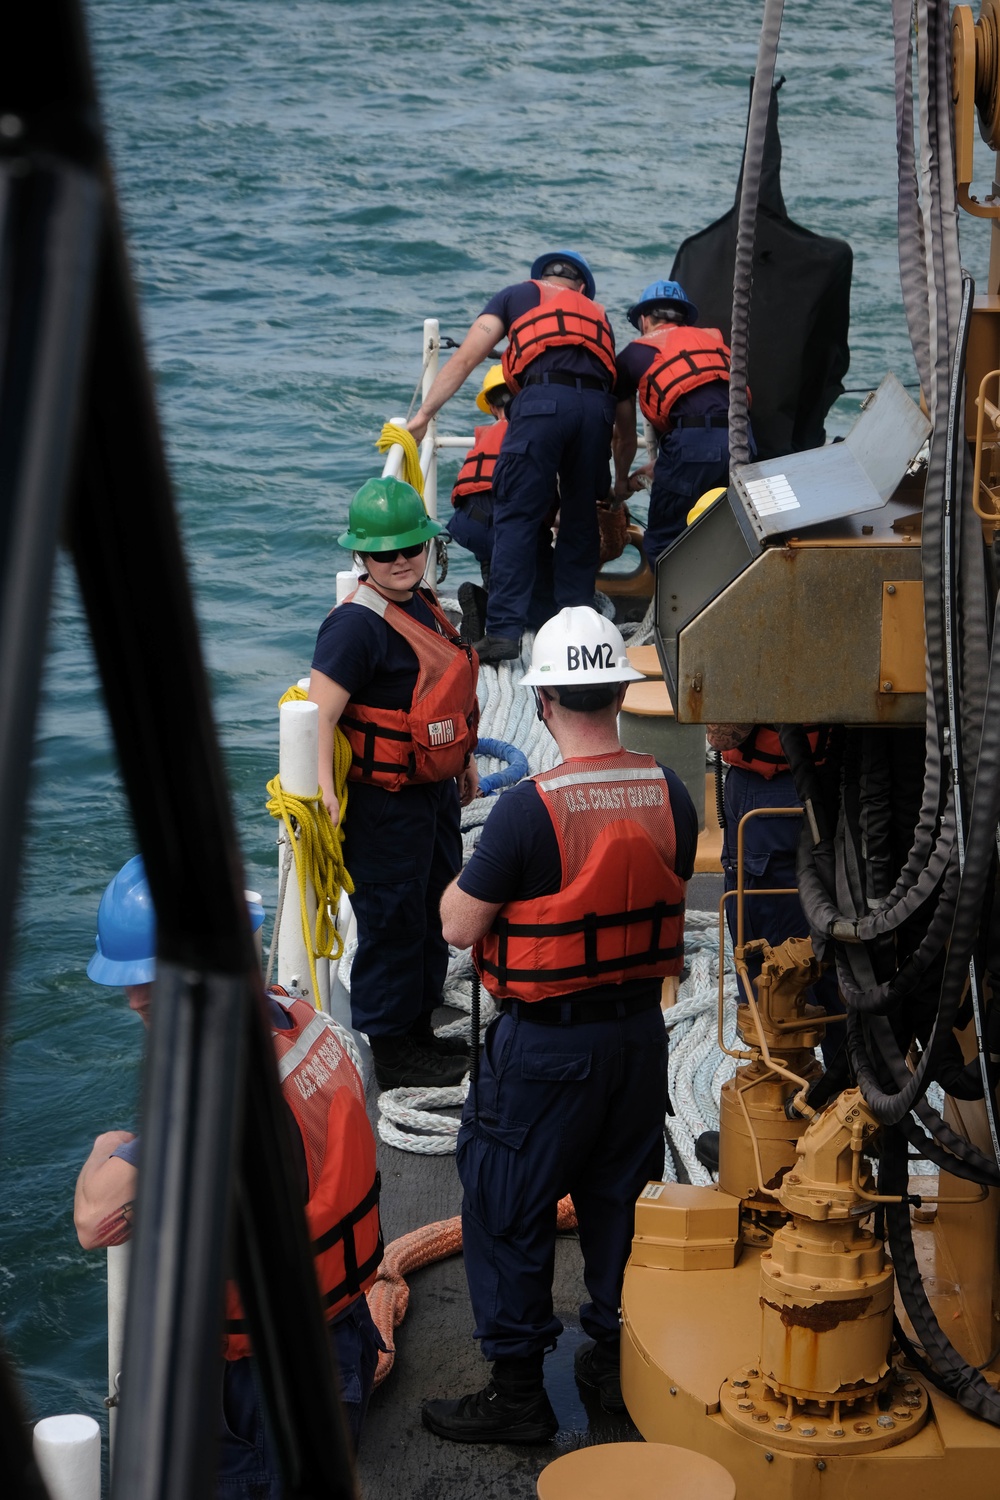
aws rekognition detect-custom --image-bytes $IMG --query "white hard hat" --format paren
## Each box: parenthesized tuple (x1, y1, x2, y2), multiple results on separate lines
(521, 607, 644, 687)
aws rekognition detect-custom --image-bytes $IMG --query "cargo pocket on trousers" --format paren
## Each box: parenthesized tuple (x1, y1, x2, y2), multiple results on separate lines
(457, 1113, 531, 1237)
(519, 1049, 592, 1084)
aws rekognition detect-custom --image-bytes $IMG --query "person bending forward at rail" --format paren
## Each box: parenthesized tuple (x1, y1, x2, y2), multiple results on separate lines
(613, 278, 753, 568)
(407, 250, 617, 665)
(73, 857, 384, 1492)
(421, 608, 697, 1442)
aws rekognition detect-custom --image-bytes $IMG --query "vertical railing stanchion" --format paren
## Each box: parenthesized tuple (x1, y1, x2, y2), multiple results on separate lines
(422, 317, 440, 518)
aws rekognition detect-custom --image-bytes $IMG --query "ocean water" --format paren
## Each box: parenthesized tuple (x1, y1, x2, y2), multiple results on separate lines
(1, 0, 992, 1444)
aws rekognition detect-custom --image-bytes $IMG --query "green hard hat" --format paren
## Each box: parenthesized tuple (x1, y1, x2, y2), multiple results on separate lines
(338, 476, 442, 552)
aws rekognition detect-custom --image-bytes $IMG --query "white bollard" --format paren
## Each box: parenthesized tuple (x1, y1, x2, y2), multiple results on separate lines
(106, 1242, 130, 1464)
(276, 700, 330, 1010)
(336, 567, 360, 605)
(421, 317, 439, 519)
(33, 1415, 100, 1500)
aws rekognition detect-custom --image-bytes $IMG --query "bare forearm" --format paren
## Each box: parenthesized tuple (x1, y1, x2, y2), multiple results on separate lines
(612, 400, 638, 486)
(440, 875, 501, 949)
(409, 315, 504, 437)
(74, 1133, 138, 1249)
(706, 723, 754, 752)
(308, 670, 352, 819)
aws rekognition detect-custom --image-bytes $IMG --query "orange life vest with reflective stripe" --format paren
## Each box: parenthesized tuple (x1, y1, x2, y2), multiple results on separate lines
(475, 750, 686, 1002)
(451, 420, 506, 504)
(501, 282, 617, 392)
(338, 583, 479, 792)
(635, 324, 733, 430)
(223, 997, 382, 1360)
(722, 725, 828, 780)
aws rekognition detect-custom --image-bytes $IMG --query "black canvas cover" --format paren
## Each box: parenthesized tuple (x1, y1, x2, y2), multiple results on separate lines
(670, 82, 852, 461)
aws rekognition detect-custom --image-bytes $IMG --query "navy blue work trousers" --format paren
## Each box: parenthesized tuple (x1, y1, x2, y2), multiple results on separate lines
(644, 423, 754, 568)
(447, 495, 556, 629)
(722, 765, 842, 1058)
(486, 382, 614, 639)
(456, 1001, 667, 1362)
(216, 1296, 384, 1496)
(343, 778, 462, 1039)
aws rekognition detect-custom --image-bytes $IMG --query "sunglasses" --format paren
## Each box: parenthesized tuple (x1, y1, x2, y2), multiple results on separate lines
(360, 542, 427, 563)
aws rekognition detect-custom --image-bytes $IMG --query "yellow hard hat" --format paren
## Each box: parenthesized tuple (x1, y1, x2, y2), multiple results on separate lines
(476, 364, 510, 415)
(686, 487, 727, 526)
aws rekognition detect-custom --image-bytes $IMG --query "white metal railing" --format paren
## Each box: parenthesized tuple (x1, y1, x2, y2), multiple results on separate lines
(374, 317, 476, 590)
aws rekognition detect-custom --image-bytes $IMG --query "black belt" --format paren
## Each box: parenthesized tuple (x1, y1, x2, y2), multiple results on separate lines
(457, 497, 491, 526)
(669, 412, 730, 430)
(498, 992, 661, 1026)
(521, 370, 609, 392)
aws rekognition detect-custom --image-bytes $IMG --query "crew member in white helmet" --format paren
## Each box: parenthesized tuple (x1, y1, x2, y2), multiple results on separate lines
(421, 608, 697, 1443)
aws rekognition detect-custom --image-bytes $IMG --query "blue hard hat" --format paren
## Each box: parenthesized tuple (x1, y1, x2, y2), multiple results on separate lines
(627, 279, 698, 329)
(88, 855, 156, 986)
(530, 250, 596, 301)
(87, 855, 266, 987)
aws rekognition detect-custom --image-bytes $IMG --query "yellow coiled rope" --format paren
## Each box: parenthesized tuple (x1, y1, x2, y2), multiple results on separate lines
(376, 422, 426, 498)
(266, 684, 354, 1009)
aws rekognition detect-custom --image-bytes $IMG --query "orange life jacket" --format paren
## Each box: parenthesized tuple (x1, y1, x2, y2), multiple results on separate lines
(339, 583, 479, 792)
(722, 725, 828, 780)
(475, 750, 686, 1002)
(451, 420, 506, 504)
(224, 997, 382, 1360)
(635, 324, 733, 430)
(501, 282, 617, 392)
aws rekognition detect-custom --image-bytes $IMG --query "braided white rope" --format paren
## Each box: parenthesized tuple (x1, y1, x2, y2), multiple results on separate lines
(620, 594, 656, 646)
(319, 1009, 365, 1077)
(377, 1080, 470, 1154)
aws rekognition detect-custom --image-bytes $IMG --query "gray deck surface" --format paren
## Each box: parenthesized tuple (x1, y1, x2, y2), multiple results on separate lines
(357, 1131, 640, 1500)
(354, 878, 724, 1499)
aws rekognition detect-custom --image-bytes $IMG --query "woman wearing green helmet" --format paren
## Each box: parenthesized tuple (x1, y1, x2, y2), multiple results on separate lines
(308, 477, 480, 1090)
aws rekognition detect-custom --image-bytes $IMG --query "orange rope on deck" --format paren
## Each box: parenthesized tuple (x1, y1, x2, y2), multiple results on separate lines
(366, 1195, 578, 1386)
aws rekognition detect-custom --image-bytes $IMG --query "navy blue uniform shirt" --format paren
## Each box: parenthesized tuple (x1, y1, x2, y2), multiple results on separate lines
(311, 586, 440, 709)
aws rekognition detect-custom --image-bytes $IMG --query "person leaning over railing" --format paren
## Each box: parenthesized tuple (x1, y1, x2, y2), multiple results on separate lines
(407, 250, 617, 664)
(73, 857, 385, 1489)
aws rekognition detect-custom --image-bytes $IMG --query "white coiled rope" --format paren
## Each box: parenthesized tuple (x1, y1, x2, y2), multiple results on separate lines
(377, 1080, 470, 1153)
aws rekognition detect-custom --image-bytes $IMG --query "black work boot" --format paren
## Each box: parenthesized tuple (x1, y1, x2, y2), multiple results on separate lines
(422, 1355, 557, 1444)
(574, 1337, 626, 1413)
(408, 1010, 470, 1059)
(472, 633, 521, 665)
(368, 1035, 469, 1090)
(694, 1129, 720, 1173)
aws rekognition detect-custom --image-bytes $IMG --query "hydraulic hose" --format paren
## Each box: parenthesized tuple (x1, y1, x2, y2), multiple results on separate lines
(880, 1126, 1000, 1423)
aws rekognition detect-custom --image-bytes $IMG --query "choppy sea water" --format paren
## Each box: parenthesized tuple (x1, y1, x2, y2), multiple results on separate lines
(1, 0, 992, 1441)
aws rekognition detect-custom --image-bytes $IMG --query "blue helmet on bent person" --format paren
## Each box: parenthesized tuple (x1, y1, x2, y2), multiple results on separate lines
(627, 279, 698, 329)
(88, 854, 266, 986)
(530, 249, 596, 301)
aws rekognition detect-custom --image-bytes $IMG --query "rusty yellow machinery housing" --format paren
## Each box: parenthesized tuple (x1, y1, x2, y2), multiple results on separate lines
(617, 5, 1000, 1497)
